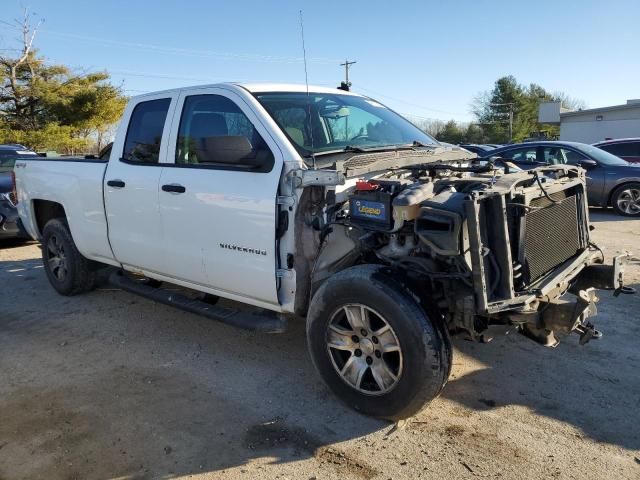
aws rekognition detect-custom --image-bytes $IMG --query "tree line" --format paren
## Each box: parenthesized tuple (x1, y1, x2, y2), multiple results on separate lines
(414, 76, 584, 145)
(0, 12, 126, 153)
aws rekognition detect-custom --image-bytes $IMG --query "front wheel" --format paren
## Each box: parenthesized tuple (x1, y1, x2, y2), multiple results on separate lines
(42, 218, 97, 296)
(611, 183, 640, 216)
(306, 265, 451, 420)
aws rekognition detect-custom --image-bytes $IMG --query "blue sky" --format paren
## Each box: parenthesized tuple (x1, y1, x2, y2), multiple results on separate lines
(1, 0, 638, 122)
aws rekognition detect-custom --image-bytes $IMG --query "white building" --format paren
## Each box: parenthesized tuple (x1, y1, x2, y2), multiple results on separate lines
(538, 100, 640, 143)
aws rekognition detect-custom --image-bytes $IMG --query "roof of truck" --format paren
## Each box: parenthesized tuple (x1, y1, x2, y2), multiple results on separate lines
(235, 83, 359, 95)
(131, 83, 360, 100)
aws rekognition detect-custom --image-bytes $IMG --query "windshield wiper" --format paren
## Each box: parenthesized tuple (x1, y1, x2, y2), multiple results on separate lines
(309, 143, 430, 158)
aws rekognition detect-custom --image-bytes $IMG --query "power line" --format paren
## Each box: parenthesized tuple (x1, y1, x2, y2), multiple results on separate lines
(5, 27, 341, 65)
(354, 85, 469, 119)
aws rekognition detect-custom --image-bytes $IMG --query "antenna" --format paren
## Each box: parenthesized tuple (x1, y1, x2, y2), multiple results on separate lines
(299, 10, 316, 169)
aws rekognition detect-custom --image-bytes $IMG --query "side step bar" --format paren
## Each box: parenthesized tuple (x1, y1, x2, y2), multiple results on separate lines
(109, 271, 287, 333)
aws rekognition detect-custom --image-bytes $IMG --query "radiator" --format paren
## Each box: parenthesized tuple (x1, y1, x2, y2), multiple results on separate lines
(522, 195, 581, 285)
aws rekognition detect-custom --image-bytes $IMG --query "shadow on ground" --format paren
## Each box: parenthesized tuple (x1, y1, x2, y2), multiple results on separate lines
(1, 245, 639, 479)
(441, 291, 640, 451)
(0, 257, 387, 479)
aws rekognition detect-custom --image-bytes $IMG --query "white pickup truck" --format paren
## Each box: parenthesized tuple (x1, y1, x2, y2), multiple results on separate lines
(15, 83, 629, 419)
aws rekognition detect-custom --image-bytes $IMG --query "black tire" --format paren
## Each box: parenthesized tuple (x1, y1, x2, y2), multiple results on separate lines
(306, 264, 451, 420)
(611, 182, 640, 216)
(42, 218, 97, 296)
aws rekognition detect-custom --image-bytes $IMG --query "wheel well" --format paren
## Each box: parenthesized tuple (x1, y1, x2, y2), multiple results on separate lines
(33, 200, 66, 236)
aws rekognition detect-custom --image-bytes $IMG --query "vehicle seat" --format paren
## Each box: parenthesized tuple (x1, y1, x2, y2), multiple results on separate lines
(285, 127, 305, 147)
(187, 112, 229, 164)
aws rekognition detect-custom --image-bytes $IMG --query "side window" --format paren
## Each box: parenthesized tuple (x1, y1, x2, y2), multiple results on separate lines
(176, 94, 274, 172)
(501, 148, 537, 162)
(122, 98, 171, 164)
(561, 148, 587, 165)
(600, 143, 635, 157)
(542, 147, 565, 164)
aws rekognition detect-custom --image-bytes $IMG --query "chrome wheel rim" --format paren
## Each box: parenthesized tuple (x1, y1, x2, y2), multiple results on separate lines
(47, 235, 67, 281)
(617, 188, 640, 215)
(326, 304, 403, 395)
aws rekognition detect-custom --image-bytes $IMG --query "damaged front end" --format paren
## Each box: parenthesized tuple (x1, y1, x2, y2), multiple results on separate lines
(507, 254, 630, 347)
(460, 165, 632, 346)
(302, 151, 631, 349)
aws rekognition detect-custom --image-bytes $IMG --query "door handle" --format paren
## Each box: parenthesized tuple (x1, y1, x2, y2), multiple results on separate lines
(107, 179, 125, 188)
(162, 184, 186, 194)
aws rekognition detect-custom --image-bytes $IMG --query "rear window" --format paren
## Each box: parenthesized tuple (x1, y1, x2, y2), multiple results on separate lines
(122, 98, 171, 164)
(599, 142, 640, 157)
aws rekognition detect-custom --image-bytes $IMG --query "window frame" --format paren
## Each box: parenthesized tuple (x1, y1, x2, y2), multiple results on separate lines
(120, 97, 173, 166)
(166, 88, 277, 173)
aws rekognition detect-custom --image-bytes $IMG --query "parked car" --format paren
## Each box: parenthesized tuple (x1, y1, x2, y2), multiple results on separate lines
(0, 145, 38, 240)
(459, 144, 496, 155)
(14, 84, 628, 419)
(593, 138, 640, 163)
(481, 141, 640, 216)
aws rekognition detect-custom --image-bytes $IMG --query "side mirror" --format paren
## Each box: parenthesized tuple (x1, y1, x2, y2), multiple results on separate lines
(578, 159, 598, 169)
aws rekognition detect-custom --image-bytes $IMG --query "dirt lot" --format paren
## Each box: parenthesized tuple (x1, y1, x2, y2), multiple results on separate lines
(1, 209, 639, 480)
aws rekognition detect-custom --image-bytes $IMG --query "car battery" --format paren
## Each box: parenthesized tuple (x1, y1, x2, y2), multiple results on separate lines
(349, 189, 393, 230)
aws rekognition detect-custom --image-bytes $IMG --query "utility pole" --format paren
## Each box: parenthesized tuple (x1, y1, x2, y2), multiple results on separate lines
(338, 59, 356, 91)
(490, 102, 514, 143)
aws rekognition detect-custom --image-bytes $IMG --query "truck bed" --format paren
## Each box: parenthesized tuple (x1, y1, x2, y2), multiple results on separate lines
(15, 157, 117, 265)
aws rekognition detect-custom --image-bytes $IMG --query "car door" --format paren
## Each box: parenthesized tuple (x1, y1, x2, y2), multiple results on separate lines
(561, 147, 606, 204)
(104, 94, 177, 272)
(158, 87, 283, 306)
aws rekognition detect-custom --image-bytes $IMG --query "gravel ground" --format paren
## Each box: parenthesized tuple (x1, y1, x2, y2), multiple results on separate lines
(0, 209, 639, 480)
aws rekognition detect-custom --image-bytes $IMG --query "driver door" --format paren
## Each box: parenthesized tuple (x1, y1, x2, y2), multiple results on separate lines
(158, 87, 284, 306)
(561, 148, 606, 204)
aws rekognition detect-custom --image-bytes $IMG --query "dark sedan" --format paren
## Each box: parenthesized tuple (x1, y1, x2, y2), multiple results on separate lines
(0, 145, 38, 240)
(593, 138, 640, 163)
(481, 141, 640, 216)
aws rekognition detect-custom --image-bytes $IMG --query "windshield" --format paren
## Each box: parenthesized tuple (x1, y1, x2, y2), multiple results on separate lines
(580, 144, 629, 166)
(254, 92, 437, 156)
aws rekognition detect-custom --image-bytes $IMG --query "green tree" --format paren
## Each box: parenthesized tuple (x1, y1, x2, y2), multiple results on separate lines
(0, 12, 126, 152)
(472, 76, 582, 143)
(436, 120, 464, 144)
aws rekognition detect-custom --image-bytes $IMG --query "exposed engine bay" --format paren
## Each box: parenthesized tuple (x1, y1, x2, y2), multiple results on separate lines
(296, 150, 628, 347)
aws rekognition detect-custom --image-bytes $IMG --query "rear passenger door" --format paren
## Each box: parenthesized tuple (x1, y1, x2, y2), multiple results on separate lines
(104, 94, 177, 272)
(158, 87, 283, 307)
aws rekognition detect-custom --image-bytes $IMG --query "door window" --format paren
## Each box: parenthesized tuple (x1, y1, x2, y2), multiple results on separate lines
(175, 94, 274, 172)
(500, 147, 538, 162)
(560, 148, 588, 165)
(122, 98, 171, 164)
(542, 147, 567, 164)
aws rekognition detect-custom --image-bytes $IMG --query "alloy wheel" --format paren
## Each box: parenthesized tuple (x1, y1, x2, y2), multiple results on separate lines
(617, 188, 640, 215)
(47, 235, 68, 281)
(326, 304, 403, 395)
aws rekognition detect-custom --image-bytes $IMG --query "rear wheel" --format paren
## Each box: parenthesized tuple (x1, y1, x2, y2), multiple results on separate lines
(306, 265, 451, 420)
(42, 218, 97, 295)
(612, 182, 640, 216)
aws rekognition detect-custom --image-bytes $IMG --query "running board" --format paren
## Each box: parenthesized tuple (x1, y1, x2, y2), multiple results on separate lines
(109, 271, 287, 333)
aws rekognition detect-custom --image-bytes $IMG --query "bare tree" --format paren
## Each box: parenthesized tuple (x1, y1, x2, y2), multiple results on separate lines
(0, 8, 44, 128)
